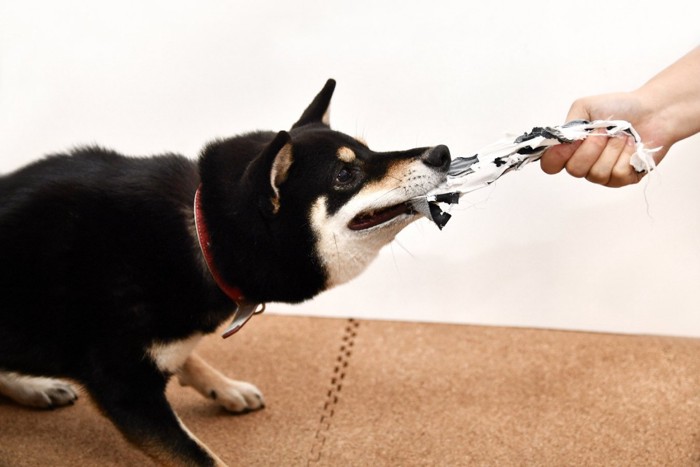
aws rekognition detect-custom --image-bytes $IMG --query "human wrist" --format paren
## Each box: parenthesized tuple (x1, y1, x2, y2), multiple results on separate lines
(634, 51, 700, 144)
(632, 84, 687, 147)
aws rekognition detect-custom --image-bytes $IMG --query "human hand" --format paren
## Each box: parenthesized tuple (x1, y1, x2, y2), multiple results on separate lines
(540, 91, 672, 187)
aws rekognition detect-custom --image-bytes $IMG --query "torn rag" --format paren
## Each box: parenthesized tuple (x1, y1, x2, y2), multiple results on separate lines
(411, 119, 658, 229)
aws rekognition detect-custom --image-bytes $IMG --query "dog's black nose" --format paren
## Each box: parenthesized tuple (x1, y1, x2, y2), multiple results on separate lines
(422, 145, 451, 170)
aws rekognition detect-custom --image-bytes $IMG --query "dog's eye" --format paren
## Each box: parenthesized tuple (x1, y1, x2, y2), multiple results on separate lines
(335, 167, 357, 186)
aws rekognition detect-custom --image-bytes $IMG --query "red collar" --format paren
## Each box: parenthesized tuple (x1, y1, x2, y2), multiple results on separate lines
(194, 186, 245, 302)
(194, 186, 264, 338)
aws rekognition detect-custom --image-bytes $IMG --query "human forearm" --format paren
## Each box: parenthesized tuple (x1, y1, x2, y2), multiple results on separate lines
(635, 46, 700, 144)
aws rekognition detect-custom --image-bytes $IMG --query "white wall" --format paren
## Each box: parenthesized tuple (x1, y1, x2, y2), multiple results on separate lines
(1, 1, 698, 336)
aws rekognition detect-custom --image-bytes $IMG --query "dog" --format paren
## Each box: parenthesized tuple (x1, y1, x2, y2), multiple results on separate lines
(0, 79, 450, 465)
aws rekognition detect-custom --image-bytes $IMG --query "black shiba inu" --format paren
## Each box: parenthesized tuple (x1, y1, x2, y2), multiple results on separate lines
(0, 80, 450, 465)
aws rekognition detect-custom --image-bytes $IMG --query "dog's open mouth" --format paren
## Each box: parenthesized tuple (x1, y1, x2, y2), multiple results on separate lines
(348, 202, 414, 231)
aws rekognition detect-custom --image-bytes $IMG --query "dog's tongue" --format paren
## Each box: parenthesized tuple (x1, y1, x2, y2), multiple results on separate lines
(348, 203, 412, 231)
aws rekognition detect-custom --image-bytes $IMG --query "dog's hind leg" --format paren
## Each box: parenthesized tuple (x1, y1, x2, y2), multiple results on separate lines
(0, 371, 79, 409)
(177, 353, 265, 413)
(85, 362, 226, 467)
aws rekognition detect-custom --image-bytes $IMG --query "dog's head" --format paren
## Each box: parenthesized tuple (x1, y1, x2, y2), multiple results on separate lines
(199, 80, 449, 303)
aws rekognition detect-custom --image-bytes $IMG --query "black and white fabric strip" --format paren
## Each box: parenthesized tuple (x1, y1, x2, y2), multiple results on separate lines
(411, 119, 659, 229)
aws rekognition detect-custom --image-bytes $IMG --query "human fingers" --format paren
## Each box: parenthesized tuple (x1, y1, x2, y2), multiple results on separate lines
(540, 140, 583, 174)
(585, 135, 629, 185)
(607, 139, 645, 187)
(564, 129, 608, 178)
(540, 98, 593, 175)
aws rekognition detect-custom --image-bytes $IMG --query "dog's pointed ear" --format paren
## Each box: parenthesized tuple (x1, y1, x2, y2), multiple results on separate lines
(250, 131, 293, 215)
(292, 79, 336, 129)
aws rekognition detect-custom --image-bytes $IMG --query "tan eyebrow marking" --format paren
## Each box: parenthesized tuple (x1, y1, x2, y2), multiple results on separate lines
(337, 147, 356, 163)
(354, 135, 368, 146)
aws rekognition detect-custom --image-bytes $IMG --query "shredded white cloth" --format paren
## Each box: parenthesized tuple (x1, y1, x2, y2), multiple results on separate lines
(411, 119, 660, 229)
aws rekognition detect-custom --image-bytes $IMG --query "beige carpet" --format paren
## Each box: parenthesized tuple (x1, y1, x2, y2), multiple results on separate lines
(1, 314, 699, 466)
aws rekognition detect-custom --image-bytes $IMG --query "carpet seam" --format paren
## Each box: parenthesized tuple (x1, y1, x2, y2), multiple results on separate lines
(307, 318, 359, 465)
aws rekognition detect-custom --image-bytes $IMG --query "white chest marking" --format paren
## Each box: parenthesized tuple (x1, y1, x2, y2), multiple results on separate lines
(147, 334, 203, 373)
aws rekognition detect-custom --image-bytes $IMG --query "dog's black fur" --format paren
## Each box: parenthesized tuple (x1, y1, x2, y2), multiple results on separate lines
(0, 80, 449, 465)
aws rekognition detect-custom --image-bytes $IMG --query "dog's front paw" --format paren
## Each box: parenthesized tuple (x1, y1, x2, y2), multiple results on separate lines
(177, 354, 265, 414)
(209, 379, 265, 413)
(0, 373, 79, 409)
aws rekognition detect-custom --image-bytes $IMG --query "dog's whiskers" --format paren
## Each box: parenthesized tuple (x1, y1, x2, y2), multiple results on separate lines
(370, 185, 402, 204)
(333, 233, 340, 262)
(393, 237, 416, 259)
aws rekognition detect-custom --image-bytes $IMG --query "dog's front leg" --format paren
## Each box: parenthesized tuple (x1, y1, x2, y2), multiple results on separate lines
(177, 353, 265, 413)
(86, 363, 225, 467)
(0, 371, 78, 409)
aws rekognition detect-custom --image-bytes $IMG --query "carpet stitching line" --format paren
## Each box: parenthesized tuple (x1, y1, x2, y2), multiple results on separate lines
(307, 318, 359, 465)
